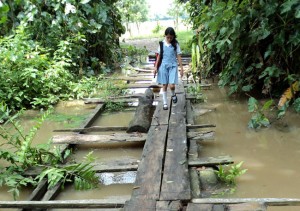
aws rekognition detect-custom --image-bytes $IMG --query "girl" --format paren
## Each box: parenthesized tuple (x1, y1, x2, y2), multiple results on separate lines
(153, 27, 184, 110)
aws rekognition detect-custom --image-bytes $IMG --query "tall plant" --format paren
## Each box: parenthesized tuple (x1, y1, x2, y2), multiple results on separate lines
(0, 106, 98, 199)
(186, 0, 300, 96)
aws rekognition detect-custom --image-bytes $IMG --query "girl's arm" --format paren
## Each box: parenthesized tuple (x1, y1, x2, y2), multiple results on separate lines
(153, 54, 161, 76)
(177, 54, 184, 78)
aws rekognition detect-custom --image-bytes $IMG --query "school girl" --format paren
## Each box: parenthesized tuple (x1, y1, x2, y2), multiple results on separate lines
(153, 27, 184, 110)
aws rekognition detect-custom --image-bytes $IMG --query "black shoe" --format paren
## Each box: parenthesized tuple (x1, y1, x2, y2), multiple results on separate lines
(163, 104, 168, 110)
(172, 95, 177, 103)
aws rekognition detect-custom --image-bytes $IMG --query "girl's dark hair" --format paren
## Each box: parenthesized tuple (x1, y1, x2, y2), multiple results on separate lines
(165, 27, 178, 51)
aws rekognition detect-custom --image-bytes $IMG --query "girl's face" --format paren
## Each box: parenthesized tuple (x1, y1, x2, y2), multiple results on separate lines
(165, 34, 174, 43)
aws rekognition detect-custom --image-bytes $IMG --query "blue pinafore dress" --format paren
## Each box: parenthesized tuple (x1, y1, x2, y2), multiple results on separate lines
(157, 43, 178, 85)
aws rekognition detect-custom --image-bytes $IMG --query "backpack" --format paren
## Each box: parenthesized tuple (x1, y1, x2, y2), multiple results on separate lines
(154, 41, 163, 70)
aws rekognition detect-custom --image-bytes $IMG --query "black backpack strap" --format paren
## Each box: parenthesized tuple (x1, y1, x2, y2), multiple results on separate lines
(159, 41, 163, 59)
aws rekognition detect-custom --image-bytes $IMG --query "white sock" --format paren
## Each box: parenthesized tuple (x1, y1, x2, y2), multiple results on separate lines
(162, 91, 167, 104)
(171, 89, 175, 96)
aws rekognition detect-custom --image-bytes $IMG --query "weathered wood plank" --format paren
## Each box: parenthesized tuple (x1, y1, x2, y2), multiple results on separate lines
(0, 199, 128, 208)
(105, 76, 152, 81)
(226, 203, 267, 211)
(186, 203, 213, 211)
(52, 133, 147, 144)
(53, 126, 128, 133)
(124, 124, 168, 210)
(188, 155, 234, 167)
(151, 97, 171, 126)
(24, 158, 139, 176)
(124, 199, 157, 211)
(160, 85, 191, 201)
(126, 84, 162, 89)
(187, 124, 216, 129)
(190, 168, 201, 198)
(156, 200, 183, 211)
(192, 198, 300, 206)
(84, 98, 138, 104)
(186, 100, 199, 161)
(187, 131, 215, 140)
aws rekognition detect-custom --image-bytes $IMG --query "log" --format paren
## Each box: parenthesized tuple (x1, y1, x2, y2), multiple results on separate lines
(0, 199, 128, 208)
(52, 133, 147, 144)
(126, 88, 154, 133)
(187, 131, 215, 140)
(192, 198, 300, 206)
(53, 126, 128, 133)
(188, 155, 233, 167)
(187, 124, 216, 129)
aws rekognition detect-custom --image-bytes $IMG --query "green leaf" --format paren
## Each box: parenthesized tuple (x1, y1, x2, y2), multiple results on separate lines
(262, 99, 273, 111)
(248, 97, 258, 112)
(293, 98, 300, 113)
(281, 0, 299, 14)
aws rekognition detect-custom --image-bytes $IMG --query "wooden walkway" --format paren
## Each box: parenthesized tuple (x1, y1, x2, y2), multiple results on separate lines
(1, 66, 300, 210)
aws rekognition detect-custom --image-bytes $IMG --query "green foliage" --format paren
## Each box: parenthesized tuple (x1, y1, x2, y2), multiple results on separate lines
(293, 98, 300, 113)
(215, 162, 247, 185)
(186, 0, 300, 96)
(105, 102, 126, 112)
(0, 107, 98, 199)
(121, 44, 149, 65)
(152, 23, 163, 34)
(187, 83, 205, 103)
(0, 0, 125, 71)
(248, 97, 274, 129)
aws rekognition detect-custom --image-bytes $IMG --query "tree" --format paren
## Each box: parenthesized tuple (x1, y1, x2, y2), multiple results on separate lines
(167, 0, 187, 30)
(116, 0, 149, 35)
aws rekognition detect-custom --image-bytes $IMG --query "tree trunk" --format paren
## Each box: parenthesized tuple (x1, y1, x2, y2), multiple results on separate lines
(126, 88, 154, 133)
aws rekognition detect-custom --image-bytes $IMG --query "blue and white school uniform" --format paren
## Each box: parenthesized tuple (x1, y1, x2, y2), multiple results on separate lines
(157, 40, 182, 85)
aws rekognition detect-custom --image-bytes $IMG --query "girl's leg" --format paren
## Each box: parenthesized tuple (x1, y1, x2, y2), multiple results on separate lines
(162, 84, 168, 109)
(169, 84, 177, 103)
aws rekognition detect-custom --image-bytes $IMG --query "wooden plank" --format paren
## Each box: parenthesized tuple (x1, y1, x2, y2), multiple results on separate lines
(53, 126, 128, 133)
(84, 98, 138, 104)
(24, 158, 139, 176)
(124, 199, 157, 211)
(151, 97, 171, 126)
(190, 168, 201, 198)
(188, 155, 234, 167)
(93, 158, 139, 172)
(186, 100, 199, 161)
(0, 199, 128, 208)
(186, 203, 213, 211)
(226, 203, 267, 211)
(52, 133, 147, 144)
(124, 125, 168, 210)
(187, 124, 216, 129)
(105, 76, 152, 81)
(156, 200, 183, 211)
(126, 84, 162, 89)
(192, 198, 300, 206)
(160, 90, 191, 201)
(187, 131, 215, 140)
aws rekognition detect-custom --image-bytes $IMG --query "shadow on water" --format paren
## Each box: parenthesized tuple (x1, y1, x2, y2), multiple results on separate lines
(193, 81, 300, 211)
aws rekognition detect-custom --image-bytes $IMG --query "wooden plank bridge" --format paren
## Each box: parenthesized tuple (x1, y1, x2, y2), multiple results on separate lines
(1, 66, 300, 211)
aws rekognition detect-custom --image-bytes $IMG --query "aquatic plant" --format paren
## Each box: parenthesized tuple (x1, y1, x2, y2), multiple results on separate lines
(215, 161, 247, 185)
(0, 106, 98, 199)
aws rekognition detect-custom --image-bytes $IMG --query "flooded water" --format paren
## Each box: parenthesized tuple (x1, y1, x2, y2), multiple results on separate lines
(194, 81, 300, 211)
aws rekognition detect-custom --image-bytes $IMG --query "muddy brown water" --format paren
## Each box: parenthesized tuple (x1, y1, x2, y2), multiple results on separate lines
(1, 82, 300, 211)
(194, 82, 300, 211)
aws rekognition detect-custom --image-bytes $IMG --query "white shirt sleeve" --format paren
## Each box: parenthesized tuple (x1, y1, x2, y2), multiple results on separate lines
(176, 43, 182, 55)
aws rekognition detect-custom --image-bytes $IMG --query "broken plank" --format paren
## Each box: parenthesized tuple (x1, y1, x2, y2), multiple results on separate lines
(187, 131, 215, 140)
(187, 124, 216, 129)
(52, 133, 147, 144)
(192, 198, 300, 206)
(53, 126, 128, 133)
(0, 199, 128, 209)
(188, 155, 234, 167)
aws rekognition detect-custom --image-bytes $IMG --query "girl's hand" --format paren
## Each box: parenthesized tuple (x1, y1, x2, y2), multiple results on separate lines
(180, 69, 184, 78)
(153, 68, 157, 77)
